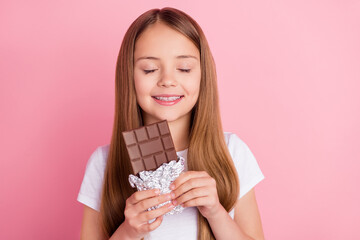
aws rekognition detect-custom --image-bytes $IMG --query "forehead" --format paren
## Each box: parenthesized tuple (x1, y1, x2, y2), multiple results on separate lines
(134, 22, 199, 59)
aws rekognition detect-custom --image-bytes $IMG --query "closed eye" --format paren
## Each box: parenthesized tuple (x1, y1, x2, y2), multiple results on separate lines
(179, 69, 191, 73)
(144, 69, 157, 74)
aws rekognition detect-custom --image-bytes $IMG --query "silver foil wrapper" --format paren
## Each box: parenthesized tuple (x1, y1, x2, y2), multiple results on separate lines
(128, 156, 185, 215)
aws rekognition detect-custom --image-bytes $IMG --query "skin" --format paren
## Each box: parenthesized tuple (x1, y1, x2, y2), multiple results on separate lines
(80, 21, 265, 240)
(133, 21, 201, 151)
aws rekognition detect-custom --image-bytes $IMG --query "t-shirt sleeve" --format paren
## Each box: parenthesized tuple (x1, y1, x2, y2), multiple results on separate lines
(227, 133, 265, 199)
(77, 146, 107, 212)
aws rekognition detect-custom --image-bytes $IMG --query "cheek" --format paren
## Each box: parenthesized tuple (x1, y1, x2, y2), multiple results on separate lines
(134, 80, 146, 110)
(133, 79, 147, 109)
(134, 74, 150, 97)
(133, 74, 156, 110)
(133, 77, 142, 96)
(187, 74, 201, 98)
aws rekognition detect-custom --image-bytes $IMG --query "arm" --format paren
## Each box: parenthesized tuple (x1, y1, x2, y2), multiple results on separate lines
(80, 205, 135, 240)
(234, 188, 264, 239)
(206, 188, 264, 240)
(80, 206, 106, 240)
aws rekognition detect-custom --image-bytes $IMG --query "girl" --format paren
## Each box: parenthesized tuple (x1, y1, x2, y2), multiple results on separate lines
(78, 7, 265, 240)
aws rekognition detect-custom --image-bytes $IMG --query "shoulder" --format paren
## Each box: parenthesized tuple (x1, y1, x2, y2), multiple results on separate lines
(81, 143, 111, 191)
(77, 144, 110, 211)
(95, 143, 110, 160)
(85, 144, 110, 171)
(223, 131, 258, 167)
(223, 132, 250, 155)
(223, 131, 265, 199)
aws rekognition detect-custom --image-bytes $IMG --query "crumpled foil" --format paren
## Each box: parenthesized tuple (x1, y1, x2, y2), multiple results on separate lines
(128, 156, 185, 215)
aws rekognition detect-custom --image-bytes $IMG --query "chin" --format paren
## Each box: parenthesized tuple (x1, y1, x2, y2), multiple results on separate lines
(142, 108, 192, 125)
(155, 115, 179, 123)
(160, 112, 190, 123)
(145, 113, 183, 124)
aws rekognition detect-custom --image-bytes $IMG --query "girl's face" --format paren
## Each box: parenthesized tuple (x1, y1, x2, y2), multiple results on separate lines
(134, 22, 201, 125)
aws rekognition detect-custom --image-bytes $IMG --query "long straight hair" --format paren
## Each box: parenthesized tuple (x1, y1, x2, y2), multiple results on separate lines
(100, 7, 240, 240)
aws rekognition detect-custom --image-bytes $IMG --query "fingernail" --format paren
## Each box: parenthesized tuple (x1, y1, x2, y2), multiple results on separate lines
(170, 192, 175, 199)
(154, 189, 160, 195)
(166, 194, 171, 200)
(170, 184, 175, 190)
(168, 203, 174, 209)
(172, 199, 177, 206)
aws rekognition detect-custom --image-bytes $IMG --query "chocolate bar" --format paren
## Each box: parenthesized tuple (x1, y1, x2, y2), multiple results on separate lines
(122, 120, 178, 175)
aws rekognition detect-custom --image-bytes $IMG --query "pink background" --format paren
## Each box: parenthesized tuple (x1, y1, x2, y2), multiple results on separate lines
(1, 1, 359, 239)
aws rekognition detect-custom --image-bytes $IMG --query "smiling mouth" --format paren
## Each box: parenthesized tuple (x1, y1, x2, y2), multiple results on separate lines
(152, 95, 184, 101)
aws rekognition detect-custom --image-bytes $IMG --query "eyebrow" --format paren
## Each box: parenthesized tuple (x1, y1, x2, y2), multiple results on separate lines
(135, 55, 198, 62)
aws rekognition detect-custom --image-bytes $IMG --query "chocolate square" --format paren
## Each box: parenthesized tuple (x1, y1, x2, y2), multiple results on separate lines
(122, 120, 177, 175)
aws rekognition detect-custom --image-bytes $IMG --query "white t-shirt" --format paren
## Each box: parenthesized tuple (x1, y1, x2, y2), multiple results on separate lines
(77, 132, 265, 239)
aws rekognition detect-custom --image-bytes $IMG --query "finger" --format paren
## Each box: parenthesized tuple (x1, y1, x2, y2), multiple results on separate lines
(128, 189, 160, 205)
(173, 187, 209, 206)
(170, 171, 208, 191)
(139, 202, 174, 222)
(135, 193, 172, 212)
(140, 215, 163, 233)
(171, 177, 212, 199)
(181, 196, 209, 208)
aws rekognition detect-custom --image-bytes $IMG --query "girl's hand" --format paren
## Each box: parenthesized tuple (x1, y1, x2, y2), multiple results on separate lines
(170, 171, 222, 219)
(122, 189, 174, 240)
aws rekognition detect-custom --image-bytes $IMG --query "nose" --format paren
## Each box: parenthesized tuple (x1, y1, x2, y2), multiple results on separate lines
(157, 70, 177, 87)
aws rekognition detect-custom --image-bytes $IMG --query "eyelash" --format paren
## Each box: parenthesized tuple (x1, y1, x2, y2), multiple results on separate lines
(144, 69, 156, 74)
(143, 69, 191, 74)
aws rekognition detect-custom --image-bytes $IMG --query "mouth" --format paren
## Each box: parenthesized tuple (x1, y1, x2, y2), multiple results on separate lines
(152, 95, 184, 101)
(151, 95, 184, 105)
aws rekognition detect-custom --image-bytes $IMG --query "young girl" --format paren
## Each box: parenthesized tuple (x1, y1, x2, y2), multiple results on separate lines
(78, 7, 265, 240)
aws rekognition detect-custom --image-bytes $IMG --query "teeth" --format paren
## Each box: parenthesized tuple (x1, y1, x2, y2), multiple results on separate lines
(154, 96, 182, 101)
